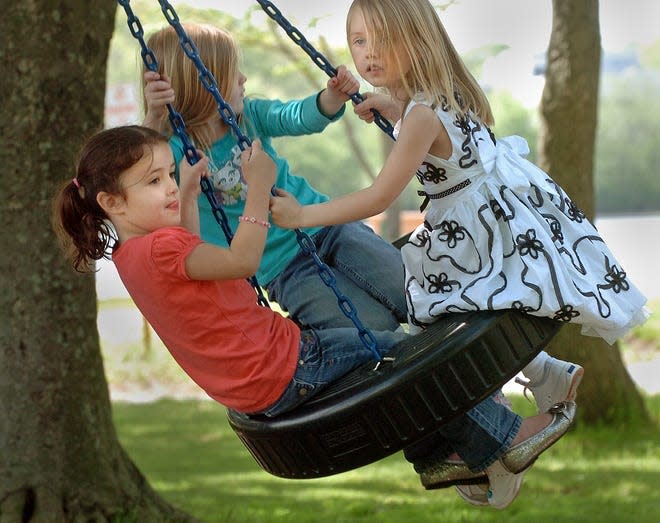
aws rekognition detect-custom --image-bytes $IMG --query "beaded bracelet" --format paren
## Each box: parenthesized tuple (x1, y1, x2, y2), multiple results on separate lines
(238, 215, 271, 228)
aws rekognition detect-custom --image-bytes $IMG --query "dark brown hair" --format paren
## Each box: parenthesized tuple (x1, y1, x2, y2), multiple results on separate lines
(52, 125, 168, 272)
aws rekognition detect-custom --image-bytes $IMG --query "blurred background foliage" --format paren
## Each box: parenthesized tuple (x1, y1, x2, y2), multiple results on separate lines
(108, 1, 660, 214)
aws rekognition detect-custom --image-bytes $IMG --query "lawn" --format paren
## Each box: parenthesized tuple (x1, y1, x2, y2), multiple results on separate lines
(112, 396, 659, 523)
(102, 299, 659, 522)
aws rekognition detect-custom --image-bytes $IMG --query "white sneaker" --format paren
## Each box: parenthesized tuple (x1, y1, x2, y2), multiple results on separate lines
(455, 482, 489, 506)
(517, 357, 584, 413)
(485, 460, 527, 509)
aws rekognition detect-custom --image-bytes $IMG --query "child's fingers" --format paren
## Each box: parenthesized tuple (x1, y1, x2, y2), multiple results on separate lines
(353, 100, 374, 117)
(272, 187, 290, 198)
(196, 152, 209, 176)
(147, 81, 174, 94)
(353, 106, 375, 123)
(333, 66, 359, 94)
(143, 70, 160, 82)
(251, 138, 263, 153)
(240, 139, 263, 163)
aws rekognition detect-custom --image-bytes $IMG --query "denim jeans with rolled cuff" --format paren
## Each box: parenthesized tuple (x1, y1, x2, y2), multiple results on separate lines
(265, 222, 407, 331)
(403, 394, 521, 472)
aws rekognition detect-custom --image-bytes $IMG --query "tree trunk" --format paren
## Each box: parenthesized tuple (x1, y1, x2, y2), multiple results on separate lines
(0, 2, 200, 521)
(537, 0, 649, 424)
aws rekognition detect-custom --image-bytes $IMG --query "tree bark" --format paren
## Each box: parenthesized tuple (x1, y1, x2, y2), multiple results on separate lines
(538, 0, 649, 424)
(0, 2, 200, 521)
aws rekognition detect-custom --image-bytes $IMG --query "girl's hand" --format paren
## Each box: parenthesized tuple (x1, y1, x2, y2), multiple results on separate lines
(326, 65, 360, 103)
(353, 92, 402, 124)
(178, 151, 209, 201)
(178, 152, 208, 235)
(142, 71, 175, 131)
(269, 188, 303, 229)
(318, 65, 360, 116)
(240, 139, 276, 190)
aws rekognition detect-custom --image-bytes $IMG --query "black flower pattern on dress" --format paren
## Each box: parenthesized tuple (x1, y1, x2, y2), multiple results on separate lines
(427, 272, 461, 294)
(548, 218, 564, 244)
(490, 199, 506, 221)
(602, 262, 629, 294)
(401, 101, 645, 342)
(516, 229, 544, 259)
(435, 220, 466, 249)
(468, 116, 483, 145)
(440, 95, 450, 112)
(553, 305, 581, 322)
(512, 301, 535, 313)
(416, 162, 448, 185)
(454, 116, 478, 169)
(409, 227, 431, 248)
(565, 198, 585, 223)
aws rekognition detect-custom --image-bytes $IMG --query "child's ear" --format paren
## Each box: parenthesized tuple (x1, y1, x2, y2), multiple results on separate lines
(97, 191, 126, 217)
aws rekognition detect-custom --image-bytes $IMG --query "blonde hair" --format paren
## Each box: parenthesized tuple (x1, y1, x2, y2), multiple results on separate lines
(347, 0, 493, 125)
(145, 23, 241, 150)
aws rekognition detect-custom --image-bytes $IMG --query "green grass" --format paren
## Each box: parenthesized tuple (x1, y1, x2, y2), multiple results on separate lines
(113, 395, 660, 523)
(102, 299, 659, 522)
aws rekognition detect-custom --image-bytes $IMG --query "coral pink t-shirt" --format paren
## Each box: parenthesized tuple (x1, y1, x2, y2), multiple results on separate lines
(112, 226, 300, 412)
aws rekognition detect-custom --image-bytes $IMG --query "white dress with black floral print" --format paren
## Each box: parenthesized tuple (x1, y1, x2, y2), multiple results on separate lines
(400, 94, 649, 342)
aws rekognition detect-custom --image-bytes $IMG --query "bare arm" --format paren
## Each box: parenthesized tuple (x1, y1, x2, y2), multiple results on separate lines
(184, 140, 276, 281)
(270, 105, 443, 228)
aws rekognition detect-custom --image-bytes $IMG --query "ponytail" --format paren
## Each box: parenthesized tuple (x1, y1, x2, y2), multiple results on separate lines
(52, 125, 167, 272)
(52, 177, 115, 272)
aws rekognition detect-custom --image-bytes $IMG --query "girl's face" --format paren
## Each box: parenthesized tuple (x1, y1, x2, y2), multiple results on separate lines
(115, 143, 180, 237)
(228, 69, 247, 116)
(348, 8, 411, 91)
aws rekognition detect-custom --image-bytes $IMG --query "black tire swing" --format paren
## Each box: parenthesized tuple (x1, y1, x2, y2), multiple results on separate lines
(118, 0, 562, 480)
(229, 310, 558, 479)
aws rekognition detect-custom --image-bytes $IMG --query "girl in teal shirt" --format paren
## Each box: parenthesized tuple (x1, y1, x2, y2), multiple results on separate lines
(143, 23, 407, 332)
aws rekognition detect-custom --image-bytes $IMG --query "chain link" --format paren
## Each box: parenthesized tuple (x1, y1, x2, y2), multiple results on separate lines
(255, 0, 395, 140)
(120, 0, 383, 360)
(116, 0, 268, 307)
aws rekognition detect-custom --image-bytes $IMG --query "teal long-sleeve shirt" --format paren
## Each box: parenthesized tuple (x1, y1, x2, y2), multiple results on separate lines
(171, 92, 344, 285)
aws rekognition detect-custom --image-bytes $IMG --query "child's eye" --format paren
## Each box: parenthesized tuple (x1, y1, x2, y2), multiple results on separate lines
(169, 171, 176, 179)
(149, 177, 160, 185)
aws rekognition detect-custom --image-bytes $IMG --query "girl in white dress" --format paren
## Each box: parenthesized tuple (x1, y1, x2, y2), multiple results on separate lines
(270, 0, 649, 507)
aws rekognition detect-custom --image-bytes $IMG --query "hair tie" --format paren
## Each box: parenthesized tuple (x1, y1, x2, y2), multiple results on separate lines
(72, 177, 81, 189)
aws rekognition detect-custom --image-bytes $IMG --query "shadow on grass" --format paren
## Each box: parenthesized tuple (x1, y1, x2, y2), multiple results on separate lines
(113, 397, 659, 523)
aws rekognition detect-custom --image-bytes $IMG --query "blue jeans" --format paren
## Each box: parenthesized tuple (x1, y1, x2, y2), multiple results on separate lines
(261, 328, 520, 471)
(266, 222, 407, 331)
(266, 223, 518, 471)
(260, 328, 409, 417)
(404, 396, 521, 471)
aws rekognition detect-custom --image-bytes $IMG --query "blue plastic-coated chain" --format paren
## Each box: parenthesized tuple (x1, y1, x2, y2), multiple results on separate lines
(116, 0, 269, 307)
(157, 0, 251, 152)
(294, 232, 381, 360)
(255, 0, 395, 140)
(155, 0, 383, 361)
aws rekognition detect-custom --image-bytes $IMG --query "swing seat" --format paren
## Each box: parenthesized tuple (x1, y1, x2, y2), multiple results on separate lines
(228, 309, 560, 479)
